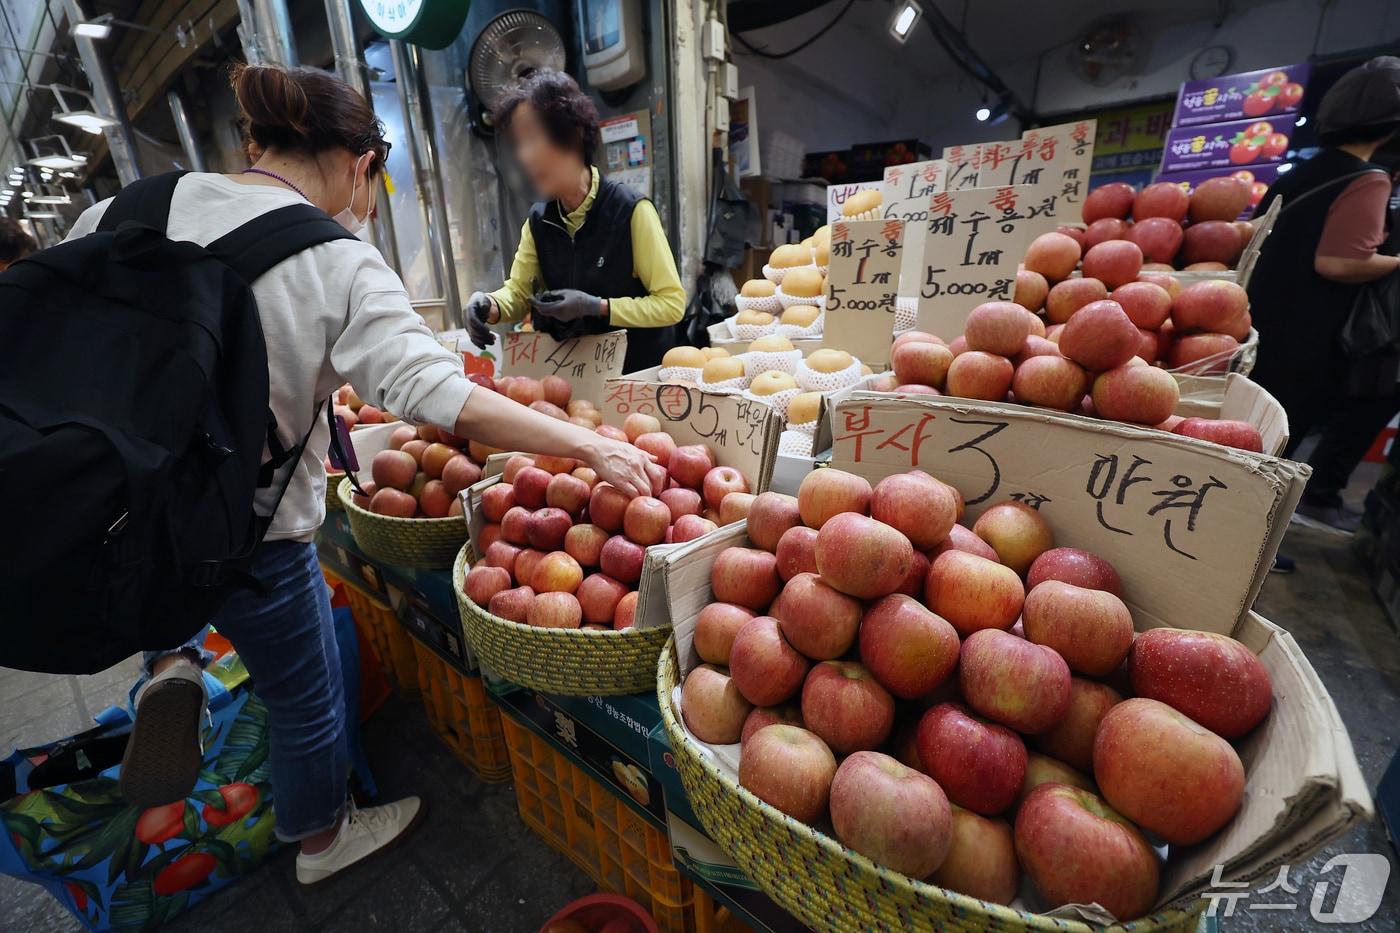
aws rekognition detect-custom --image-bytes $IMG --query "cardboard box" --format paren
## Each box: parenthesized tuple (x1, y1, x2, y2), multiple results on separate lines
(706, 320, 823, 356)
(657, 511, 1369, 921)
(828, 388, 1303, 633)
(1173, 64, 1311, 127)
(499, 329, 627, 407)
(1161, 116, 1298, 174)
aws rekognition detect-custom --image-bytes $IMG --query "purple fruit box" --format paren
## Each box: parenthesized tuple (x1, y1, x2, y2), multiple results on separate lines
(1159, 116, 1298, 174)
(1155, 163, 1287, 220)
(1174, 63, 1311, 127)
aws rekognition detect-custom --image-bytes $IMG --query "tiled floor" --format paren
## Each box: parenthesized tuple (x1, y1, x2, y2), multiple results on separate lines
(3, 521, 1399, 932)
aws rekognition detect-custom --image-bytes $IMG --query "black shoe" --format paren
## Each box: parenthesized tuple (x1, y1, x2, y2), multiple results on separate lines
(1270, 553, 1296, 575)
(1294, 500, 1362, 535)
(119, 661, 206, 807)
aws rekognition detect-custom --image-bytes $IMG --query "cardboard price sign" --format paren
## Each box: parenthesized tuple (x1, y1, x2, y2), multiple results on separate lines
(882, 159, 947, 202)
(976, 131, 1066, 188)
(601, 377, 782, 491)
(829, 393, 1303, 633)
(826, 181, 883, 224)
(823, 219, 903, 369)
(915, 184, 1063, 336)
(501, 330, 627, 404)
(1041, 119, 1095, 211)
(941, 144, 983, 191)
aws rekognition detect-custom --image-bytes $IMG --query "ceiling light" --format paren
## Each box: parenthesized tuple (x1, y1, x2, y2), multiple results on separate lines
(28, 154, 84, 169)
(54, 110, 117, 132)
(59, 171, 78, 178)
(72, 19, 113, 40)
(975, 107, 991, 121)
(1277, 162, 1293, 173)
(25, 210, 60, 219)
(890, 1, 921, 43)
(22, 191, 33, 199)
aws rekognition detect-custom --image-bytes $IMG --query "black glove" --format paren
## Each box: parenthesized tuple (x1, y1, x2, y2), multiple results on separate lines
(466, 291, 496, 348)
(529, 288, 602, 324)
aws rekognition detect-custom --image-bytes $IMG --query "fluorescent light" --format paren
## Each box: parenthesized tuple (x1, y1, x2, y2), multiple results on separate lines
(25, 210, 60, 219)
(976, 107, 991, 121)
(27, 154, 85, 170)
(890, 1, 921, 43)
(59, 171, 77, 178)
(54, 110, 118, 132)
(30, 195, 69, 204)
(1277, 162, 1292, 173)
(1295, 116, 1307, 127)
(72, 21, 112, 39)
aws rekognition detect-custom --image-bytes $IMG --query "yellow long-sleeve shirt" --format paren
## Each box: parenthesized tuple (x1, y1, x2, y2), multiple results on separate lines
(490, 167, 685, 330)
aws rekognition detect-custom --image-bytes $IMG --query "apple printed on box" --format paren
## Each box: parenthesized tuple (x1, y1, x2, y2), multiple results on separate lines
(1173, 63, 1311, 127)
(1160, 116, 1298, 174)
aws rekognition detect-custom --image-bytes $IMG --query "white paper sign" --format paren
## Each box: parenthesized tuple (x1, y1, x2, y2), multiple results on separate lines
(941, 144, 983, 191)
(601, 118, 640, 143)
(824, 218, 904, 369)
(882, 159, 947, 202)
(826, 180, 884, 224)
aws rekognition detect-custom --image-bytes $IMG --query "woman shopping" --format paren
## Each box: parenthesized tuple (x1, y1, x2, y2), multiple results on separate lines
(466, 69, 685, 372)
(53, 64, 652, 885)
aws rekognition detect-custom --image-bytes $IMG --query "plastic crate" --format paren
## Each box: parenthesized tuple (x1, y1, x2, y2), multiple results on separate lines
(411, 640, 511, 782)
(502, 715, 699, 933)
(322, 564, 419, 692)
(692, 888, 753, 933)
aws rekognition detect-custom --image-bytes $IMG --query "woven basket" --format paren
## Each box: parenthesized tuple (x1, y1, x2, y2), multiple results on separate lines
(657, 641, 1203, 933)
(453, 544, 669, 695)
(337, 477, 468, 570)
(325, 472, 346, 512)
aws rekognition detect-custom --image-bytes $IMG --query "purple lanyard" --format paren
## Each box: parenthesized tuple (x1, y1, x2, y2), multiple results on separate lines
(241, 167, 310, 202)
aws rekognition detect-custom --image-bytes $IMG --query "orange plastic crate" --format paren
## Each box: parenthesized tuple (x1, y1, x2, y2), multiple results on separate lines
(322, 564, 419, 692)
(693, 888, 753, 933)
(502, 715, 703, 933)
(411, 640, 511, 782)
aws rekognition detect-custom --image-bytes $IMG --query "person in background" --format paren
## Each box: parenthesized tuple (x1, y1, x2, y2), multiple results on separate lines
(62, 64, 651, 885)
(0, 217, 36, 271)
(464, 69, 685, 372)
(1248, 56, 1400, 542)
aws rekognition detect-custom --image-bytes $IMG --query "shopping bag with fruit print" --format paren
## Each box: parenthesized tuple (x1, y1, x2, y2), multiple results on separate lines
(0, 652, 280, 931)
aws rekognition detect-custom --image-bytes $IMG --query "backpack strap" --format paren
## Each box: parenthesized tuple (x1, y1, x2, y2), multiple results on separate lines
(96, 171, 189, 233)
(206, 203, 355, 284)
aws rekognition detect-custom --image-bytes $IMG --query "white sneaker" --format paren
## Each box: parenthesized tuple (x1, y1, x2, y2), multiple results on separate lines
(295, 797, 427, 885)
(120, 657, 208, 807)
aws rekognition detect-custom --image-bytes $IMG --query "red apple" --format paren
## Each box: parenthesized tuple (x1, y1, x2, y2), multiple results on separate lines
(1012, 355, 1088, 412)
(501, 454, 533, 483)
(1022, 581, 1134, 676)
(487, 585, 535, 623)
(1013, 269, 1049, 312)
(916, 703, 1026, 816)
(928, 523, 999, 562)
(682, 664, 752, 744)
(738, 725, 836, 822)
(525, 507, 572, 552)
(545, 473, 591, 519)
(959, 629, 1071, 734)
(463, 565, 511, 607)
(514, 549, 546, 589)
(1083, 217, 1130, 248)
(747, 492, 802, 551)
(1015, 784, 1160, 921)
(740, 703, 804, 745)
(588, 482, 631, 532)
(1033, 678, 1123, 772)
(480, 483, 517, 523)
(718, 492, 756, 526)
(599, 535, 646, 585)
(1026, 547, 1121, 596)
(645, 461, 669, 497)
(964, 301, 1032, 356)
(801, 661, 895, 754)
(387, 424, 417, 450)
(775, 525, 819, 580)
(417, 479, 452, 518)
(577, 573, 628, 624)
(623, 412, 661, 442)
(1134, 182, 1189, 221)
(371, 449, 417, 491)
(528, 591, 583, 629)
(924, 550, 1024, 636)
(895, 549, 931, 598)
(1014, 334, 1062, 365)
(634, 431, 677, 468)
(1019, 752, 1097, 805)
(1057, 299, 1139, 371)
(830, 751, 953, 878)
(1168, 333, 1240, 373)
(1022, 232, 1082, 282)
(711, 547, 781, 611)
(694, 603, 756, 665)
(1045, 277, 1108, 325)
(859, 594, 960, 700)
(797, 468, 871, 529)
(513, 466, 552, 509)
(623, 496, 670, 546)
(1128, 628, 1272, 738)
(1182, 220, 1245, 267)
(1171, 417, 1264, 453)
(892, 341, 955, 388)
(729, 616, 810, 706)
(771, 572, 862, 659)
(1127, 217, 1185, 264)
(945, 351, 1013, 401)
(869, 472, 957, 551)
(563, 523, 608, 567)
(815, 513, 914, 600)
(506, 377, 545, 406)
(1081, 240, 1143, 290)
(929, 807, 1019, 904)
(1190, 175, 1252, 222)
(1110, 281, 1172, 329)
(1172, 280, 1250, 339)
(672, 514, 718, 541)
(1092, 363, 1180, 425)
(972, 502, 1054, 576)
(669, 444, 716, 489)
(533, 551, 583, 594)
(541, 374, 572, 408)
(1082, 182, 1135, 223)
(595, 424, 629, 443)
(659, 487, 703, 523)
(703, 466, 749, 511)
(1094, 698, 1245, 845)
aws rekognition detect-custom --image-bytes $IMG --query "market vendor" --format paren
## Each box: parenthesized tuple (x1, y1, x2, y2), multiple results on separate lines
(465, 69, 685, 372)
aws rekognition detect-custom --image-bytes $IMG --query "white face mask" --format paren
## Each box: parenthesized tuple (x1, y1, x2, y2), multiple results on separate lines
(333, 153, 373, 237)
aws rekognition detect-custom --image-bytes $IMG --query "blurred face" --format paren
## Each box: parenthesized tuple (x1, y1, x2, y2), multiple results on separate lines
(509, 101, 584, 199)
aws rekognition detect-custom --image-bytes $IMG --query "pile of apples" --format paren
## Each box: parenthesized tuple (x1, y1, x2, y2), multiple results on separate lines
(680, 467, 1272, 921)
(460, 413, 754, 632)
(332, 384, 401, 428)
(1063, 177, 1255, 272)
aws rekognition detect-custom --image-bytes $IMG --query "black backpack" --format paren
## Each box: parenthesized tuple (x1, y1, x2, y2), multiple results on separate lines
(0, 172, 354, 674)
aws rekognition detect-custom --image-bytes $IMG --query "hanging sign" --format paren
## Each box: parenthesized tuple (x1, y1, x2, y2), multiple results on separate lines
(823, 219, 904, 370)
(358, 0, 469, 49)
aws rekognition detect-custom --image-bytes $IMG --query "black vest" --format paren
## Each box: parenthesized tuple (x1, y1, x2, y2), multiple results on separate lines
(1248, 149, 1388, 419)
(528, 176, 675, 373)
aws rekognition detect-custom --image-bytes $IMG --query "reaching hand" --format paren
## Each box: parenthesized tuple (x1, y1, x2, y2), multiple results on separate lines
(529, 288, 602, 324)
(466, 291, 496, 348)
(582, 436, 654, 499)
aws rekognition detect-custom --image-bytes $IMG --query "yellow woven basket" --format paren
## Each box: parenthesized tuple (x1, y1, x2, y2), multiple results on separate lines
(657, 640, 1204, 933)
(325, 472, 345, 512)
(453, 544, 670, 695)
(337, 477, 468, 570)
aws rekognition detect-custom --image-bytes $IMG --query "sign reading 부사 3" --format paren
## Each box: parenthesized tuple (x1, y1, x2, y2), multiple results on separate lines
(823, 219, 904, 369)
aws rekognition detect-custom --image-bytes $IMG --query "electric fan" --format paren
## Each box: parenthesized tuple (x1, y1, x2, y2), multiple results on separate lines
(468, 9, 567, 118)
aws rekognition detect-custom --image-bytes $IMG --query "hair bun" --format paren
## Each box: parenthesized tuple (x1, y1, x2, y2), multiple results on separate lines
(233, 64, 311, 141)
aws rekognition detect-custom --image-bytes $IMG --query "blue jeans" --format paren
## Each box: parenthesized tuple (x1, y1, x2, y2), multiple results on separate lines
(147, 541, 349, 842)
